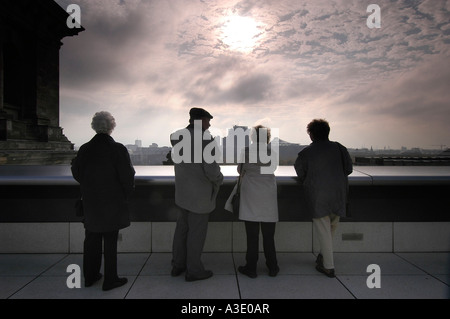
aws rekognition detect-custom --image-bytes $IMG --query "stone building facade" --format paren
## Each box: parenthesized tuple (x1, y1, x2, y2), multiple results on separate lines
(0, 0, 84, 164)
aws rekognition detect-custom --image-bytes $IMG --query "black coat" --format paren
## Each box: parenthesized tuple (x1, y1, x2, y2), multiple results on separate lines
(71, 134, 136, 233)
(294, 141, 353, 219)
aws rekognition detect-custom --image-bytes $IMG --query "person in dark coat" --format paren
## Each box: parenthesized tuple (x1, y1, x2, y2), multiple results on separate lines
(294, 119, 353, 278)
(71, 111, 135, 291)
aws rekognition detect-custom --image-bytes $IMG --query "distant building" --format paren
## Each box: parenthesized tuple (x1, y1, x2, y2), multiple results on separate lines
(353, 147, 450, 166)
(440, 149, 450, 157)
(125, 141, 171, 165)
(0, 0, 84, 165)
(219, 125, 305, 165)
(273, 138, 305, 165)
(222, 125, 250, 163)
(127, 127, 306, 166)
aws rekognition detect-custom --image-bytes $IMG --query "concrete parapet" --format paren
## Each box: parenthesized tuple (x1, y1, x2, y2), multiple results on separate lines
(0, 221, 448, 254)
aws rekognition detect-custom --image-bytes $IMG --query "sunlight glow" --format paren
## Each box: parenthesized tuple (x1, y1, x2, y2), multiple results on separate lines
(220, 16, 264, 53)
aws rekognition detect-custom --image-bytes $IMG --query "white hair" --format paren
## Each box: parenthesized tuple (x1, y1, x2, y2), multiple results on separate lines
(91, 111, 116, 135)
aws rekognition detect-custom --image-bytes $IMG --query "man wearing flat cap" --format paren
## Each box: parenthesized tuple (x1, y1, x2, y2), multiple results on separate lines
(170, 107, 223, 282)
(189, 107, 213, 121)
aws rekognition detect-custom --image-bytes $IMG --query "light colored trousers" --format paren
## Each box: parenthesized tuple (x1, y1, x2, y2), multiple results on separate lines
(313, 214, 340, 269)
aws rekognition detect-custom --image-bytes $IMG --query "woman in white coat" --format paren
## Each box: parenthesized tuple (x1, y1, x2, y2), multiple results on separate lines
(237, 125, 279, 278)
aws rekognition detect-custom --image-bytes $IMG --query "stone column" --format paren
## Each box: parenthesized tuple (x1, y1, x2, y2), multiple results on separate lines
(0, 44, 4, 113)
(0, 45, 7, 141)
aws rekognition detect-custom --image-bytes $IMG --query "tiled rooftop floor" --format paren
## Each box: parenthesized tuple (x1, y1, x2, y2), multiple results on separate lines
(1, 252, 449, 300)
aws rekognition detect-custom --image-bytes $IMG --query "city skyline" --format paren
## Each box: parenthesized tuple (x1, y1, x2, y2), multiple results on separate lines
(124, 131, 447, 155)
(123, 134, 445, 152)
(55, 0, 450, 150)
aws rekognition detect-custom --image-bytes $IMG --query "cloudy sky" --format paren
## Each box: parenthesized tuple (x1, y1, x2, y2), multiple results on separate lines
(54, 0, 450, 150)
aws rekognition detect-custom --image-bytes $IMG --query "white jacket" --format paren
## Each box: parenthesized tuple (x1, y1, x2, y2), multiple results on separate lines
(226, 145, 278, 222)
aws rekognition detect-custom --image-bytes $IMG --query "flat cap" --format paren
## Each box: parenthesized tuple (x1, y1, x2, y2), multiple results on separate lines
(189, 107, 213, 120)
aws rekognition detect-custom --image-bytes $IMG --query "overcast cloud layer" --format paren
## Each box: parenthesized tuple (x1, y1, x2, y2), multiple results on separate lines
(55, 0, 450, 150)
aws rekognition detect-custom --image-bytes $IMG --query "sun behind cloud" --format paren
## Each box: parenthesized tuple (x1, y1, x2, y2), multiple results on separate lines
(220, 15, 264, 53)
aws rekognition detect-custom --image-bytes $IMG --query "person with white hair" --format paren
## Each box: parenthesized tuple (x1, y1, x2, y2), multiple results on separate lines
(71, 111, 135, 291)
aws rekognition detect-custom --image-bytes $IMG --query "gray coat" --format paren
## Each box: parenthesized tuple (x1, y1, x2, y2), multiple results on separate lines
(171, 125, 224, 214)
(294, 141, 353, 219)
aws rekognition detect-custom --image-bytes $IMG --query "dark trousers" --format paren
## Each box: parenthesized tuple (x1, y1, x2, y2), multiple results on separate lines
(244, 221, 278, 272)
(172, 209, 209, 276)
(83, 230, 119, 284)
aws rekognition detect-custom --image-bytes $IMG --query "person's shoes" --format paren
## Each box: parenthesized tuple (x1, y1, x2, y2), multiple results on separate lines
(315, 254, 324, 267)
(185, 270, 213, 282)
(102, 277, 128, 291)
(85, 273, 102, 287)
(238, 266, 257, 279)
(315, 264, 335, 278)
(171, 266, 186, 277)
(268, 266, 280, 277)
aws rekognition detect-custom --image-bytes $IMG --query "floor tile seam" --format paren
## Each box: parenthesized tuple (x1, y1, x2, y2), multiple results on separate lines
(123, 253, 153, 299)
(0, 275, 37, 277)
(332, 276, 358, 299)
(393, 252, 450, 286)
(230, 251, 242, 300)
(1, 276, 38, 300)
(230, 222, 243, 299)
(5, 254, 70, 299)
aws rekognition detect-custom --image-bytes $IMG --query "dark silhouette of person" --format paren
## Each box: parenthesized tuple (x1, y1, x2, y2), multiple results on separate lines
(170, 107, 223, 282)
(71, 111, 135, 291)
(294, 119, 352, 277)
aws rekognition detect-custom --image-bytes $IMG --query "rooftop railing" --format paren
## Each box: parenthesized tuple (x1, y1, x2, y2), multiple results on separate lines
(1, 165, 449, 223)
